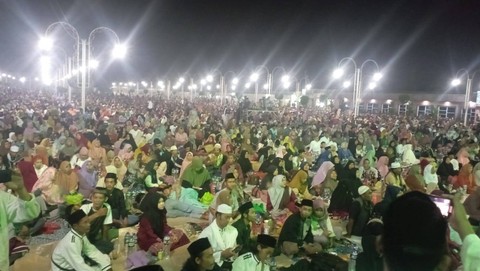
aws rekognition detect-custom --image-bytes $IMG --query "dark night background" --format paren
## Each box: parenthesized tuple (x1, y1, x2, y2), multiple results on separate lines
(0, 0, 480, 93)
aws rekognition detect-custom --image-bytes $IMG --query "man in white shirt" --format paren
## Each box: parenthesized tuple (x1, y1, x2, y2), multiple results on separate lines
(308, 136, 322, 158)
(51, 209, 111, 271)
(232, 234, 276, 271)
(199, 204, 239, 269)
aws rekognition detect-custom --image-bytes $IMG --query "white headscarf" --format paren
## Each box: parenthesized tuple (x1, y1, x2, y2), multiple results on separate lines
(423, 164, 438, 185)
(268, 175, 288, 211)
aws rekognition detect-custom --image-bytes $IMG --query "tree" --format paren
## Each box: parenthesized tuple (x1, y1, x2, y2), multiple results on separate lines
(399, 94, 410, 105)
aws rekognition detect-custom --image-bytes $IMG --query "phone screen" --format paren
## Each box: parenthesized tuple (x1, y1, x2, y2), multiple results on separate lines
(429, 195, 452, 218)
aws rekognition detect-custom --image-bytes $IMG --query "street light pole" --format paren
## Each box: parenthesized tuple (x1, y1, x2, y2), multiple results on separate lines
(81, 39, 87, 113)
(333, 57, 382, 119)
(464, 78, 472, 126)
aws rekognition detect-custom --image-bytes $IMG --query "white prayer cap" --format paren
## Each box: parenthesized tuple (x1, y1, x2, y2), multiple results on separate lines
(216, 204, 232, 215)
(10, 145, 19, 152)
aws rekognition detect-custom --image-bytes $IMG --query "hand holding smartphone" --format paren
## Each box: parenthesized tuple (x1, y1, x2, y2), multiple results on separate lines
(429, 195, 453, 218)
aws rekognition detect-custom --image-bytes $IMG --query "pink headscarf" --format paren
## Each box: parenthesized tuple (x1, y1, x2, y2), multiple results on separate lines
(457, 148, 470, 167)
(312, 161, 335, 188)
(376, 156, 389, 179)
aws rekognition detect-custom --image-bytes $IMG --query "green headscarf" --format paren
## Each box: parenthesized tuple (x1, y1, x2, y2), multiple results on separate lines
(182, 157, 211, 187)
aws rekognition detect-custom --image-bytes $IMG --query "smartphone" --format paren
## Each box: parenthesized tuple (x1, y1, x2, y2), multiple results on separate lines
(429, 195, 453, 218)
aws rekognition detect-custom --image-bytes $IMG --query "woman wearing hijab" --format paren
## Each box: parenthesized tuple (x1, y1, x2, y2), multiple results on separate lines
(59, 137, 78, 161)
(267, 175, 297, 226)
(77, 160, 98, 198)
(237, 150, 253, 176)
(328, 161, 362, 215)
(32, 167, 63, 205)
(137, 192, 189, 255)
(36, 138, 52, 166)
(376, 156, 389, 180)
(455, 163, 476, 194)
(17, 152, 38, 192)
(54, 161, 78, 198)
(311, 199, 336, 247)
(111, 156, 127, 183)
(118, 143, 134, 163)
(74, 132, 89, 149)
(121, 133, 137, 152)
(179, 151, 194, 180)
(424, 162, 440, 193)
(88, 138, 107, 166)
(220, 154, 244, 184)
(311, 161, 335, 188)
(405, 164, 426, 192)
(289, 162, 312, 200)
(437, 155, 458, 192)
(181, 157, 211, 196)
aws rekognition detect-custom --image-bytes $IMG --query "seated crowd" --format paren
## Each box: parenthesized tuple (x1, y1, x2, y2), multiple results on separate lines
(1, 87, 480, 271)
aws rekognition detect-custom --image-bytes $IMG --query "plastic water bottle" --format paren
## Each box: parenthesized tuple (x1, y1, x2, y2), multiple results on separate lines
(163, 236, 171, 259)
(349, 245, 358, 271)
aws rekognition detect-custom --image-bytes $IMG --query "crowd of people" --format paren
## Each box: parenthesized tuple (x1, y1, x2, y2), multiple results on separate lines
(1, 85, 480, 271)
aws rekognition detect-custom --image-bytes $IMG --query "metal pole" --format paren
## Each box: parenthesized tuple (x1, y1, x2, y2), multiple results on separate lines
(255, 82, 258, 104)
(268, 73, 272, 96)
(354, 68, 362, 118)
(464, 78, 472, 126)
(220, 76, 225, 105)
(190, 78, 194, 102)
(81, 39, 87, 113)
(167, 80, 171, 100)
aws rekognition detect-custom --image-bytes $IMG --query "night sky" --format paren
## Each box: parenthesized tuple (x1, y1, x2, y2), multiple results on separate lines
(1, 0, 480, 92)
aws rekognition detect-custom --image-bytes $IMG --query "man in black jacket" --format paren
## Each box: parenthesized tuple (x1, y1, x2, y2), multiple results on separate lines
(277, 199, 322, 255)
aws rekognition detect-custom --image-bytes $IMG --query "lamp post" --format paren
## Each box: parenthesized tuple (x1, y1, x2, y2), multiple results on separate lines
(271, 66, 287, 96)
(222, 71, 238, 104)
(41, 22, 126, 113)
(450, 69, 480, 126)
(332, 57, 382, 119)
(250, 66, 270, 103)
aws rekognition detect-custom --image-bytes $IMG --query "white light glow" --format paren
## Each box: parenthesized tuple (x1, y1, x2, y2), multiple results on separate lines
(231, 85, 237, 90)
(141, 81, 148, 87)
(38, 37, 53, 51)
(451, 78, 461, 87)
(386, 99, 392, 104)
(263, 83, 268, 90)
(306, 84, 312, 90)
(332, 68, 344, 79)
(206, 75, 213, 82)
(207, 85, 212, 90)
(216, 84, 220, 89)
(232, 77, 239, 85)
(19, 77, 26, 83)
(342, 81, 351, 88)
(370, 99, 376, 103)
(179, 77, 185, 83)
(89, 59, 99, 69)
(157, 81, 164, 87)
(245, 83, 251, 88)
(112, 43, 127, 59)
(373, 72, 383, 81)
(368, 82, 377, 90)
(200, 79, 206, 85)
(40, 55, 52, 85)
(281, 75, 290, 83)
(250, 72, 259, 82)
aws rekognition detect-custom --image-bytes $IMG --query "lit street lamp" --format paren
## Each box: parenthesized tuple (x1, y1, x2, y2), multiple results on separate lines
(450, 69, 480, 126)
(40, 22, 127, 112)
(332, 57, 383, 119)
